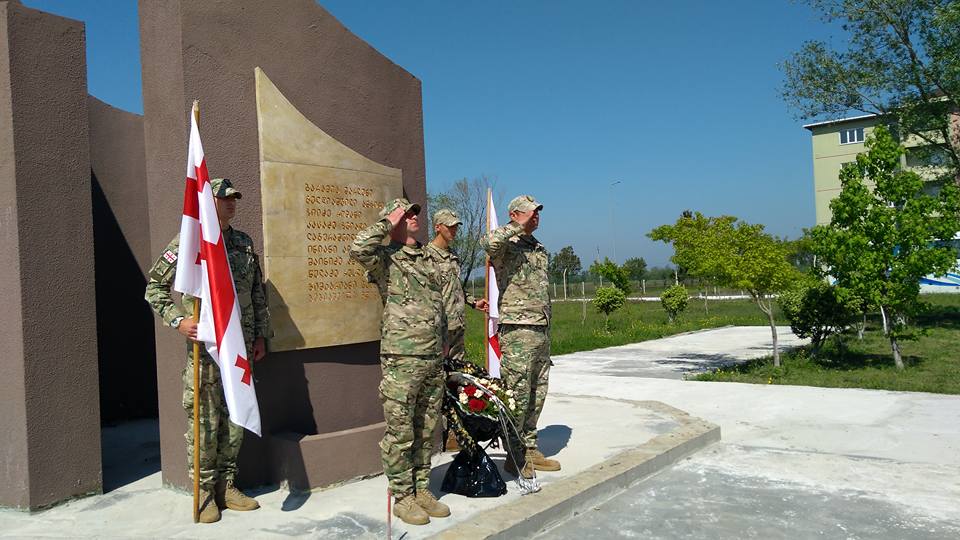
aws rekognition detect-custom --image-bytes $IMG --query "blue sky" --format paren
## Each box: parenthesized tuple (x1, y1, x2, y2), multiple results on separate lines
(25, 0, 840, 267)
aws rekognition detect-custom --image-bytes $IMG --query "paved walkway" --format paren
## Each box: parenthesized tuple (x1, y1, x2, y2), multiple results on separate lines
(4, 326, 957, 539)
(538, 336, 960, 539)
(0, 394, 685, 539)
(554, 325, 805, 379)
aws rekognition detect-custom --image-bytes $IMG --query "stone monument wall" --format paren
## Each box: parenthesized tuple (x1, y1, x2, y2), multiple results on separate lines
(139, 0, 428, 489)
(88, 96, 157, 423)
(0, 1, 101, 509)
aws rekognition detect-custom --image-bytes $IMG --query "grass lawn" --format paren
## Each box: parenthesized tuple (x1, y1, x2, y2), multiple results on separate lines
(463, 296, 783, 363)
(694, 294, 960, 395)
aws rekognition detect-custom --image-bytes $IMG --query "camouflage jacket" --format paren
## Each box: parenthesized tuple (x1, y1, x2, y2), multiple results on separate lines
(350, 219, 446, 356)
(423, 243, 477, 332)
(144, 228, 271, 344)
(483, 221, 551, 326)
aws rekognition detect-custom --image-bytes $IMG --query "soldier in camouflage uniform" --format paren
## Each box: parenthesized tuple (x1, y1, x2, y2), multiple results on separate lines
(350, 198, 450, 526)
(145, 178, 270, 524)
(484, 194, 561, 479)
(425, 209, 489, 452)
(425, 209, 489, 362)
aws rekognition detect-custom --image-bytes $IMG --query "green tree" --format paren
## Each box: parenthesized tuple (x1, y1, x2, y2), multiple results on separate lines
(779, 279, 861, 356)
(786, 230, 817, 273)
(651, 213, 800, 366)
(589, 258, 631, 294)
(782, 0, 960, 181)
(549, 246, 582, 283)
(593, 286, 626, 330)
(811, 126, 960, 368)
(647, 266, 677, 282)
(622, 257, 648, 281)
(660, 284, 688, 323)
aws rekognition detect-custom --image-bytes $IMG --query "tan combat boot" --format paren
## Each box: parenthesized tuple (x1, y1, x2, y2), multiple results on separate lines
(197, 489, 221, 524)
(393, 494, 430, 525)
(215, 479, 260, 511)
(527, 449, 561, 471)
(504, 454, 535, 479)
(415, 490, 451, 518)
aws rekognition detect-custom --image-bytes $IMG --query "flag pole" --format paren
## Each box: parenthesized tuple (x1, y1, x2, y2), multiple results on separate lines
(484, 188, 491, 373)
(191, 99, 202, 524)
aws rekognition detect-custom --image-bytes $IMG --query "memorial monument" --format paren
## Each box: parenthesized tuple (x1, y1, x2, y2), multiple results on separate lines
(255, 68, 402, 351)
(139, 0, 428, 491)
(0, 0, 429, 509)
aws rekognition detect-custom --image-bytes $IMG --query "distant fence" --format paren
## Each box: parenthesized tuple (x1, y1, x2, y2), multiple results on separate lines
(463, 277, 751, 301)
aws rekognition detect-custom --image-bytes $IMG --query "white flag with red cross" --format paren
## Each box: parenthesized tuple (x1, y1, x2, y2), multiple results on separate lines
(486, 189, 502, 378)
(173, 109, 261, 436)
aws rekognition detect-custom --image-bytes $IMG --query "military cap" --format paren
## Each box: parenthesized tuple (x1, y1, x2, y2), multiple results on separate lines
(211, 178, 242, 199)
(508, 194, 543, 213)
(379, 197, 421, 219)
(433, 208, 462, 227)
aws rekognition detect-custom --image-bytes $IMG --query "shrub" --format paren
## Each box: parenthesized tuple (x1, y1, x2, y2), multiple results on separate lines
(594, 286, 627, 330)
(660, 284, 688, 322)
(779, 279, 859, 354)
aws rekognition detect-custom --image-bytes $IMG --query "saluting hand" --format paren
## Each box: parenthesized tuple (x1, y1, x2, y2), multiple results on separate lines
(387, 206, 407, 227)
(512, 210, 539, 233)
(177, 318, 199, 341)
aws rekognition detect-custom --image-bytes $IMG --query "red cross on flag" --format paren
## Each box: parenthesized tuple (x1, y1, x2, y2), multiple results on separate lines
(174, 109, 261, 436)
(486, 188, 502, 378)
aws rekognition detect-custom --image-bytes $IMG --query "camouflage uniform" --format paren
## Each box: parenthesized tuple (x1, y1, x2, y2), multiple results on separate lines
(483, 195, 551, 455)
(424, 241, 477, 362)
(145, 211, 270, 491)
(349, 199, 446, 497)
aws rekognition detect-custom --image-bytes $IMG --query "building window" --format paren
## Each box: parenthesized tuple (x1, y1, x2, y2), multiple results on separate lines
(840, 127, 865, 145)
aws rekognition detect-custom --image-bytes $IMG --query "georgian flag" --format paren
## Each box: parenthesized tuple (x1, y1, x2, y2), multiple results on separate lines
(486, 189, 502, 378)
(174, 109, 261, 436)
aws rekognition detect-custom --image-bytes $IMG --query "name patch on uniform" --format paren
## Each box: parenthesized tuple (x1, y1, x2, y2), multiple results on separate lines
(163, 250, 177, 264)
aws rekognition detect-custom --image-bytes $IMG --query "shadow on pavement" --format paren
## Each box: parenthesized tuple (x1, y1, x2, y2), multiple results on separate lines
(101, 419, 161, 492)
(537, 424, 572, 457)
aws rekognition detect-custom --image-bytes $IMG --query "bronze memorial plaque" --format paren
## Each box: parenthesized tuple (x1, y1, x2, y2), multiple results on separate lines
(255, 68, 401, 351)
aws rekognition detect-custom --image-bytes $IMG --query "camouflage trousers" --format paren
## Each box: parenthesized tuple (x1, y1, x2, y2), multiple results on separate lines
(499, 324, 551, 454)
(445, 326, 466, 362)
(379, 354, 444, 496)
(182, 345, 246, 490)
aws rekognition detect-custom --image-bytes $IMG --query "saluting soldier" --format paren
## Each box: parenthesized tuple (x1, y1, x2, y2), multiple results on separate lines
(145, 178, 270, 524)
(350, 198, 450, 526)
(484, 195, 560, 479)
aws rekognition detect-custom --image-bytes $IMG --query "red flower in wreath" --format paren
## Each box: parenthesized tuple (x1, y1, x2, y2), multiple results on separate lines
(464, 385, 478, 397)
(468, 398, 486, 412)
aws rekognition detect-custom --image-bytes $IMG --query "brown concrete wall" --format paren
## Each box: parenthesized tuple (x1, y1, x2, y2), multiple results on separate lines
(0, 1, 101, 509)
(0, 0, 30, 511)
(139, 0, 427, 489)
(88, 97, 157, 423)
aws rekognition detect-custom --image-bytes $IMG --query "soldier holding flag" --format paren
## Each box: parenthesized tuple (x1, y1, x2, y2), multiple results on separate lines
(145, 178, 270, 523)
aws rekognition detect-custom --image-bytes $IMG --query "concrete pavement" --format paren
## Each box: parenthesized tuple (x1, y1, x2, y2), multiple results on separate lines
(536, 346, 960, 539)
(554, 325, 806, 379)
(0, 394, 713, 539)
(4, 325, 956, 539)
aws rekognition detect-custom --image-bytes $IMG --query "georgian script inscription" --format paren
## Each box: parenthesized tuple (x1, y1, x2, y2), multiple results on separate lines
(301, 183, 380, 304)
(256, 68, 402, 350)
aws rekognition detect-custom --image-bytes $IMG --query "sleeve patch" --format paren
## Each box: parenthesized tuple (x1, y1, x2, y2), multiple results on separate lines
(163, 250, 177, 264)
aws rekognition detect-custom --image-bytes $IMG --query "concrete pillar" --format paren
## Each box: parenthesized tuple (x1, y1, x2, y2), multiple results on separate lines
(0, 1, 100, 509)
